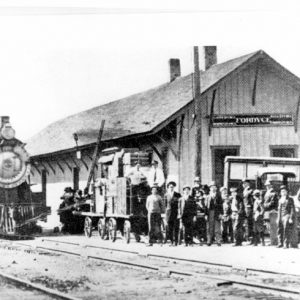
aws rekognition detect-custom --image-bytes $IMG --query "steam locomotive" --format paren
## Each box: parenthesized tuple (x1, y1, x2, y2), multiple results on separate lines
(0, 117, 49, 236)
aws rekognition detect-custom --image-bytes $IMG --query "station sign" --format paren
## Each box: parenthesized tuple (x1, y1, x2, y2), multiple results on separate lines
(212, 113, 294, 127)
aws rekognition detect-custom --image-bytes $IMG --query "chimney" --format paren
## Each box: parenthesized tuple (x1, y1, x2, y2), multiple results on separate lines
(204, 46, 217, 70)
(169, 58, 181, 82)
(0, 116, 9, 128)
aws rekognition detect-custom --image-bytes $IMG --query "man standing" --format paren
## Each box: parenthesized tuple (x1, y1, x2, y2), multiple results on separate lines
(126, 162, 147, 186)
(205, 182, 223, 246)
(230, 187, 245, 246)
(242, 178, 254, 244)
(277, 185, 295, 249)
(147, 160, 165, 192)
(146, 184, 164, 246)
(178, 186, 197, 246)
(191, 177, 201, 198)
(263, 179, 278, 245)
(220, 187, 233, 243)
(164, 181, 181, 246)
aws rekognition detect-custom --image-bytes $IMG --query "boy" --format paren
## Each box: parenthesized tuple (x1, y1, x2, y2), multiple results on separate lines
(146, 184, 164, 246)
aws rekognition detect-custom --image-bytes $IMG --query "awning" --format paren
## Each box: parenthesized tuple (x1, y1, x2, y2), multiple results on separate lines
(98, 154, 114, 164)
(257, 167, 296, 178)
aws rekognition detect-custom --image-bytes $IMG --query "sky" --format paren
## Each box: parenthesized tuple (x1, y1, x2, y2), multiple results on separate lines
(1, 0, 300, 141)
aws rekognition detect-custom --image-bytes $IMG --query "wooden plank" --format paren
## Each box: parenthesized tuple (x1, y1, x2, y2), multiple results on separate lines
(61, 157, 72, 172)
(177, 114, 185, 160)
(294, 95, 300, 132)
(157, 135, 178, 160)
(56, 160, 65, 174)
(208, 89, 217, 136)
(45, 160, 56, 175)
(194, 46, 202, 178)
(68, 154, 80, 169)
(251, 59, 260, 106)
(86, 120, 105, 191)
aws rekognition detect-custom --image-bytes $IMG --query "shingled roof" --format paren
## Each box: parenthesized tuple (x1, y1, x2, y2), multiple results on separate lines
(27, 49, 297, 157)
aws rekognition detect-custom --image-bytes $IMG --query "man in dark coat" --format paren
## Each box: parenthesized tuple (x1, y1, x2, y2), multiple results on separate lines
(178, 185, 197, 246)
(191, 177, 201, 198)
(263, 179, 278, 245)
(277, 185, 295, 248)
(230, 187, 245, 246)
(242, 178, 254, 243)
(205, 182, 223, 246)
(164, 181, 181, 246)
(194, 189, 207, 244)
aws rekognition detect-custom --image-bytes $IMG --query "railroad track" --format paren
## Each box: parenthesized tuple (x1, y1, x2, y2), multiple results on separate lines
(40, 238, 300, 276)
(12, 238, 300, 299)
(0, 270, 81, 300)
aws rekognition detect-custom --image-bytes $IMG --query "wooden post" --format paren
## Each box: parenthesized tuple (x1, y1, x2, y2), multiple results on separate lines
(194, 46, 202, 179)
(85, 120, 105, 192)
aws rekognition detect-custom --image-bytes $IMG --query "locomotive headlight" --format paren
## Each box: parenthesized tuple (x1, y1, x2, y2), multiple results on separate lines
(1, 124, 15, 140)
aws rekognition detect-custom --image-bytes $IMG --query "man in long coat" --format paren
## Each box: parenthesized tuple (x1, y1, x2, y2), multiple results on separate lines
(242, 178, 254, 243)
(164, 181, 181, 246)
(277, 185, 295, 248)
(205, 182, 223, 246)
(263, 179, 278, 245)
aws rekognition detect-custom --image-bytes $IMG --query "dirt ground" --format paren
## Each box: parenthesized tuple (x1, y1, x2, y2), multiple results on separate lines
(0, 243, 297, 300)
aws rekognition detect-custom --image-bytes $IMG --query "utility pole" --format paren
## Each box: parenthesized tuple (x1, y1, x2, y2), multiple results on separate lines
(194, 46, 202, 179)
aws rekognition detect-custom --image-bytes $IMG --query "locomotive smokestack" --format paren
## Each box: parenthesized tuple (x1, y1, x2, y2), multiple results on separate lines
(0, 116, 9, 128)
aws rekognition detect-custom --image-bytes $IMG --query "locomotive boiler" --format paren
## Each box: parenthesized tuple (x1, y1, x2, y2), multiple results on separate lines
(0, 116, 49, 236)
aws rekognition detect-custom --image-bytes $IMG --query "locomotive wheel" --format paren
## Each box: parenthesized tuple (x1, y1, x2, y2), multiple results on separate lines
(161, 218, 168, 244)
(123, 220, 131, 244)
(84, 217, 92, 238)
(98, 218, 106, 239)
(108, 218, 117, 242)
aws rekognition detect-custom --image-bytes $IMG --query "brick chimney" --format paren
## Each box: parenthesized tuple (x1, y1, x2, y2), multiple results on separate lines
(0, 116, 9, 128)
(204, 46, 217, 70)
(169, 58, 181, 82)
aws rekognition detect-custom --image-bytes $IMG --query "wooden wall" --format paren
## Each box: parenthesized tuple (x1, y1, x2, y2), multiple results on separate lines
(182, 62, 300, 185)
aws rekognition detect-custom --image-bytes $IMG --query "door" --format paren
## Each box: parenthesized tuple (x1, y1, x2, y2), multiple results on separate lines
(212, 147, 239, 187)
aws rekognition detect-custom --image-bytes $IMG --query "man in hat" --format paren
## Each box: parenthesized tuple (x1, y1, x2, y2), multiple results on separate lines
(194, 189, 207, 244)
(220, 186, 233, 243)
(147, 160, 165, 190)
(263, 179, 278, 245)
(164, 181, 181, 246)
(178, 185, 197, 246)
(58, 187, 75, 233)
(242, 178, 254, 244)
(146, 184, 164, 246)
(253, 189, 265, 246)
(191, 177, 201, 198)
(230, 187, 245, 246)
(205, 181, 223, 246)
(277, 185, 295, 248)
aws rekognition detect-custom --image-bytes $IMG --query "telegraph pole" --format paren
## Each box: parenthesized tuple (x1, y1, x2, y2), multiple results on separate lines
(194, 46, 202, 179)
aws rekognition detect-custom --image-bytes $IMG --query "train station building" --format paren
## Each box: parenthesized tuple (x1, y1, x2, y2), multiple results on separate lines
(26, 48, 300, 219)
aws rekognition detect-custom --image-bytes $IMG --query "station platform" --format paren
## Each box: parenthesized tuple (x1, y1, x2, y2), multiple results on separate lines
(20, 234, 300, 277)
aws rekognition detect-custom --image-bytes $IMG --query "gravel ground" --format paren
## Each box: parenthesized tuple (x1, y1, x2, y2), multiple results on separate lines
(0, 245, 297, 300)
(0, 277, 54, 300)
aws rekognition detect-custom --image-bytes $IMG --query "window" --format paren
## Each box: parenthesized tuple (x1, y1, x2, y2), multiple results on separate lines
(270, 146, 298, 158)
(212, 146, 240, 186)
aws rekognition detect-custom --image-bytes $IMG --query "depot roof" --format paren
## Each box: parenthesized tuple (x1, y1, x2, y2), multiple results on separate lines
(26, 50, 300, 157)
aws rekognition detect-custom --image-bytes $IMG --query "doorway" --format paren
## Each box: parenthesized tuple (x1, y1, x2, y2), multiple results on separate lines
(212, 146, 240, 187)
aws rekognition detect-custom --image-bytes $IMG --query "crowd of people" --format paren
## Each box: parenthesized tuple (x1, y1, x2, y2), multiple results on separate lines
(58, 187, 90, 233)
(145, 176, 297, 248)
